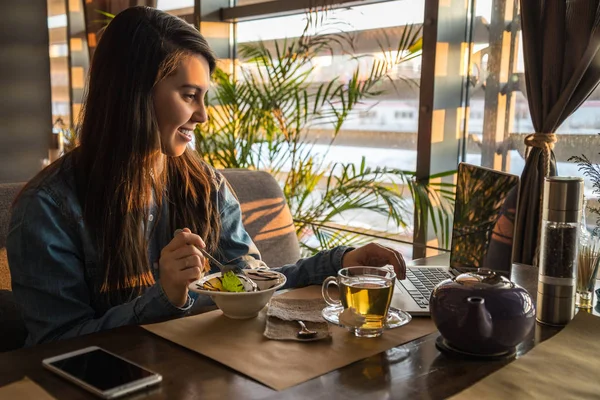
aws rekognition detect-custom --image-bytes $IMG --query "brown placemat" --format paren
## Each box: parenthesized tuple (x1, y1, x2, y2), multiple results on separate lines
(142, 285, 436, 391)
(450, 311, 600, 399)
(0, 377, 56, 400)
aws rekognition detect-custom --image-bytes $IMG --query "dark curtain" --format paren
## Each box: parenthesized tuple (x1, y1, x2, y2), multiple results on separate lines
(514, 0, 600, 265)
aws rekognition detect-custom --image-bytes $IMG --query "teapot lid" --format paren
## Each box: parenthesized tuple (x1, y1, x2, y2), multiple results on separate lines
(454, 270, 514, 289)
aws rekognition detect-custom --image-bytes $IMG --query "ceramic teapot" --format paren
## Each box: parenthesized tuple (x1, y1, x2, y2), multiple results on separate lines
(430, 270, 535, 356)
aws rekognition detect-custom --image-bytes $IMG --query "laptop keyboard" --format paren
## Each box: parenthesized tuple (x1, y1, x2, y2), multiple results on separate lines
(399, 267, 453, 309)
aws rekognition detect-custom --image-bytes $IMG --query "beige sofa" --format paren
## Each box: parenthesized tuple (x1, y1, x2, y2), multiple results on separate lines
(0, 169, 300, 351)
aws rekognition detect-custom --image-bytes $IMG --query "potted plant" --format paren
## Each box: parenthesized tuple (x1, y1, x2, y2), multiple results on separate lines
(196, 10, 454, 254)
(570, 140, 600, 234)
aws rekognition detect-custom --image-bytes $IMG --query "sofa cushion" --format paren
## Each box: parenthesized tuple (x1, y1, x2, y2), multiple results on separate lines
(220, 169, 300, 269)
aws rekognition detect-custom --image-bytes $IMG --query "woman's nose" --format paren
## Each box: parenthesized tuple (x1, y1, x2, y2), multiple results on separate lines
(192, 105, 207, 124)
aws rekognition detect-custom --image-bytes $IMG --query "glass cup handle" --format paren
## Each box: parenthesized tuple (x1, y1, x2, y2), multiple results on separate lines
(322, 276, 341, 307)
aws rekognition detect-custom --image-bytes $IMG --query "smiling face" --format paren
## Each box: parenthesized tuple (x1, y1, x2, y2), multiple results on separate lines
(153, 54, 210, 157)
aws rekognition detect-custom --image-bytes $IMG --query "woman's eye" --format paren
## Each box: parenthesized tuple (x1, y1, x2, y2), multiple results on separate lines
(183, 93, 196, 101)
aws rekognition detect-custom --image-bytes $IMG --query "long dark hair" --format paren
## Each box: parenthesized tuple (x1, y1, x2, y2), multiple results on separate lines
(73, 7, 219, 302)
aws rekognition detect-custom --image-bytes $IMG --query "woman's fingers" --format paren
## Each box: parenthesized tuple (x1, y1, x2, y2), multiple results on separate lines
(171, 244, 204, 261)
(369, 243, 405, 279)
(342, 243, 406, 279)
(182, 266, 202, 282)
(179, 255, 204, 271)
(162, 229, 206, 253)
(171, 246, 212, 274)
(158, 228, 209, 307)
(384, 248, 406, 280)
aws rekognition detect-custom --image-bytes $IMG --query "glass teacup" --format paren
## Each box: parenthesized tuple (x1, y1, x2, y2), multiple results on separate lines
(322, 266, 396, 338)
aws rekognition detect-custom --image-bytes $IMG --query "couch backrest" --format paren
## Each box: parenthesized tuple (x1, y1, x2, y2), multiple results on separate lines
(220, 169, 300, 269)
(0, 170, 300, 289)
(0, 172, 298, 351)
(0, 183, 23, 291)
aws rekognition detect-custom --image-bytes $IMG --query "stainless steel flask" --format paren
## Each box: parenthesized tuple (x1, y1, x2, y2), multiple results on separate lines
(536, 177, 583, 326)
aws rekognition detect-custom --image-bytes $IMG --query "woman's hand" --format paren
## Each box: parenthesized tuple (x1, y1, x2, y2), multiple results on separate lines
(342, 243, 406, 280)
(159, 228, 207, 307)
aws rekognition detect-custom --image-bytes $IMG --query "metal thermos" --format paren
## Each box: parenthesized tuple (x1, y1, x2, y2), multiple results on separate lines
(536, 177, 583, 326)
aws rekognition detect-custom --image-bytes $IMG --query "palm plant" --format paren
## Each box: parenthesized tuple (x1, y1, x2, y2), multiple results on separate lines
(196, 9, 454, 254)
(570, 138, 600, 234)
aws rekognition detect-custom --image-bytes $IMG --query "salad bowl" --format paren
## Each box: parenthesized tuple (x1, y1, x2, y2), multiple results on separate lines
(189, 269, 286, 319)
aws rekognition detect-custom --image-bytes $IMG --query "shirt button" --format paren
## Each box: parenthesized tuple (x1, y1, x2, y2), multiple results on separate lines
(149, 214, 154, 222)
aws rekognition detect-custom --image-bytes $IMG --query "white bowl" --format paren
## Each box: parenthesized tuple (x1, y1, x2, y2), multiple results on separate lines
(188, 270, 287, 319)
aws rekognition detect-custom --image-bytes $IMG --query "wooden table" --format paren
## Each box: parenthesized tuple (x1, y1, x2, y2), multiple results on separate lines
(0, 255, 593, 399)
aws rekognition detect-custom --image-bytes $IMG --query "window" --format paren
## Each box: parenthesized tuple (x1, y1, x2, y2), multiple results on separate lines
(236, 0, 273, 5)
(235, 1, 425, 258)
(394, 111, 415, 119)
(47, 0, 70, 140)
(467, 0, 599, 225)
(360, 111, 377, 119)
(156, 0, 193, 14)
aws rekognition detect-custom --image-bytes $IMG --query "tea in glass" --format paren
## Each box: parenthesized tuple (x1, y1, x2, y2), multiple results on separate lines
(322, 266, 396, 337)
(340, 279, 393, 331)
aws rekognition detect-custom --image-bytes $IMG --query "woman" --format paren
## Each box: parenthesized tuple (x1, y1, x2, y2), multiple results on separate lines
(7, 7, 405, 346)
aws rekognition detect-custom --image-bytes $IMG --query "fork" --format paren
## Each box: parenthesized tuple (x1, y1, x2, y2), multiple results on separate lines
(198, 248, 259, 292)
(174, 229, 258, 291)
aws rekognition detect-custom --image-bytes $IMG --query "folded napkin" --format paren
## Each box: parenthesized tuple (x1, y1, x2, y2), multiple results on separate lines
(264, 297, 331, 341)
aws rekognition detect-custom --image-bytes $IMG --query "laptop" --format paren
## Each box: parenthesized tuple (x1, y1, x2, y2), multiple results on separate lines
(391, 162, 520, 316)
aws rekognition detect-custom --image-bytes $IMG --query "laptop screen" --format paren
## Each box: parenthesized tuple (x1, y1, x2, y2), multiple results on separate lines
(449, 163, 520, 273)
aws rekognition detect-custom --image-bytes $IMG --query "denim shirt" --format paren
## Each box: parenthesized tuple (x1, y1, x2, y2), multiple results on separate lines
(7, 153, 350, 346)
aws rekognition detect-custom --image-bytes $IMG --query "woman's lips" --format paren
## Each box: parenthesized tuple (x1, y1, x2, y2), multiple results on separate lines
(177, 128, 193, 142)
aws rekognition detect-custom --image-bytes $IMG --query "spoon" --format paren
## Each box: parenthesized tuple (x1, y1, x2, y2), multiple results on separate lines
(174, 229, 258, 292)
(296, 320, 317, 339)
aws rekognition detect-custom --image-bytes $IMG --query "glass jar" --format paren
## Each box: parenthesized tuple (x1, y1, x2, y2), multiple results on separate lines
(539, 220, 579, 281)
(579, 197, 591, 247)
(577, 240, 600, 309)
(575, 197, 600, 309)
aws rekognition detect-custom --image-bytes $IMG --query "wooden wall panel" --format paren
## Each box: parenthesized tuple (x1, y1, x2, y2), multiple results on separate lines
(0, 0, 52, 183)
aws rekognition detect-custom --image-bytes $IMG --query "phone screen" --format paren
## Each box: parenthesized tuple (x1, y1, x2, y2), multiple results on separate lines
(47, 348, 155, 391)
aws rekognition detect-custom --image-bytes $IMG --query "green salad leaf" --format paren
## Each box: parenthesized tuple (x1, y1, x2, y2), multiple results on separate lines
(221, 271, 245, 292)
